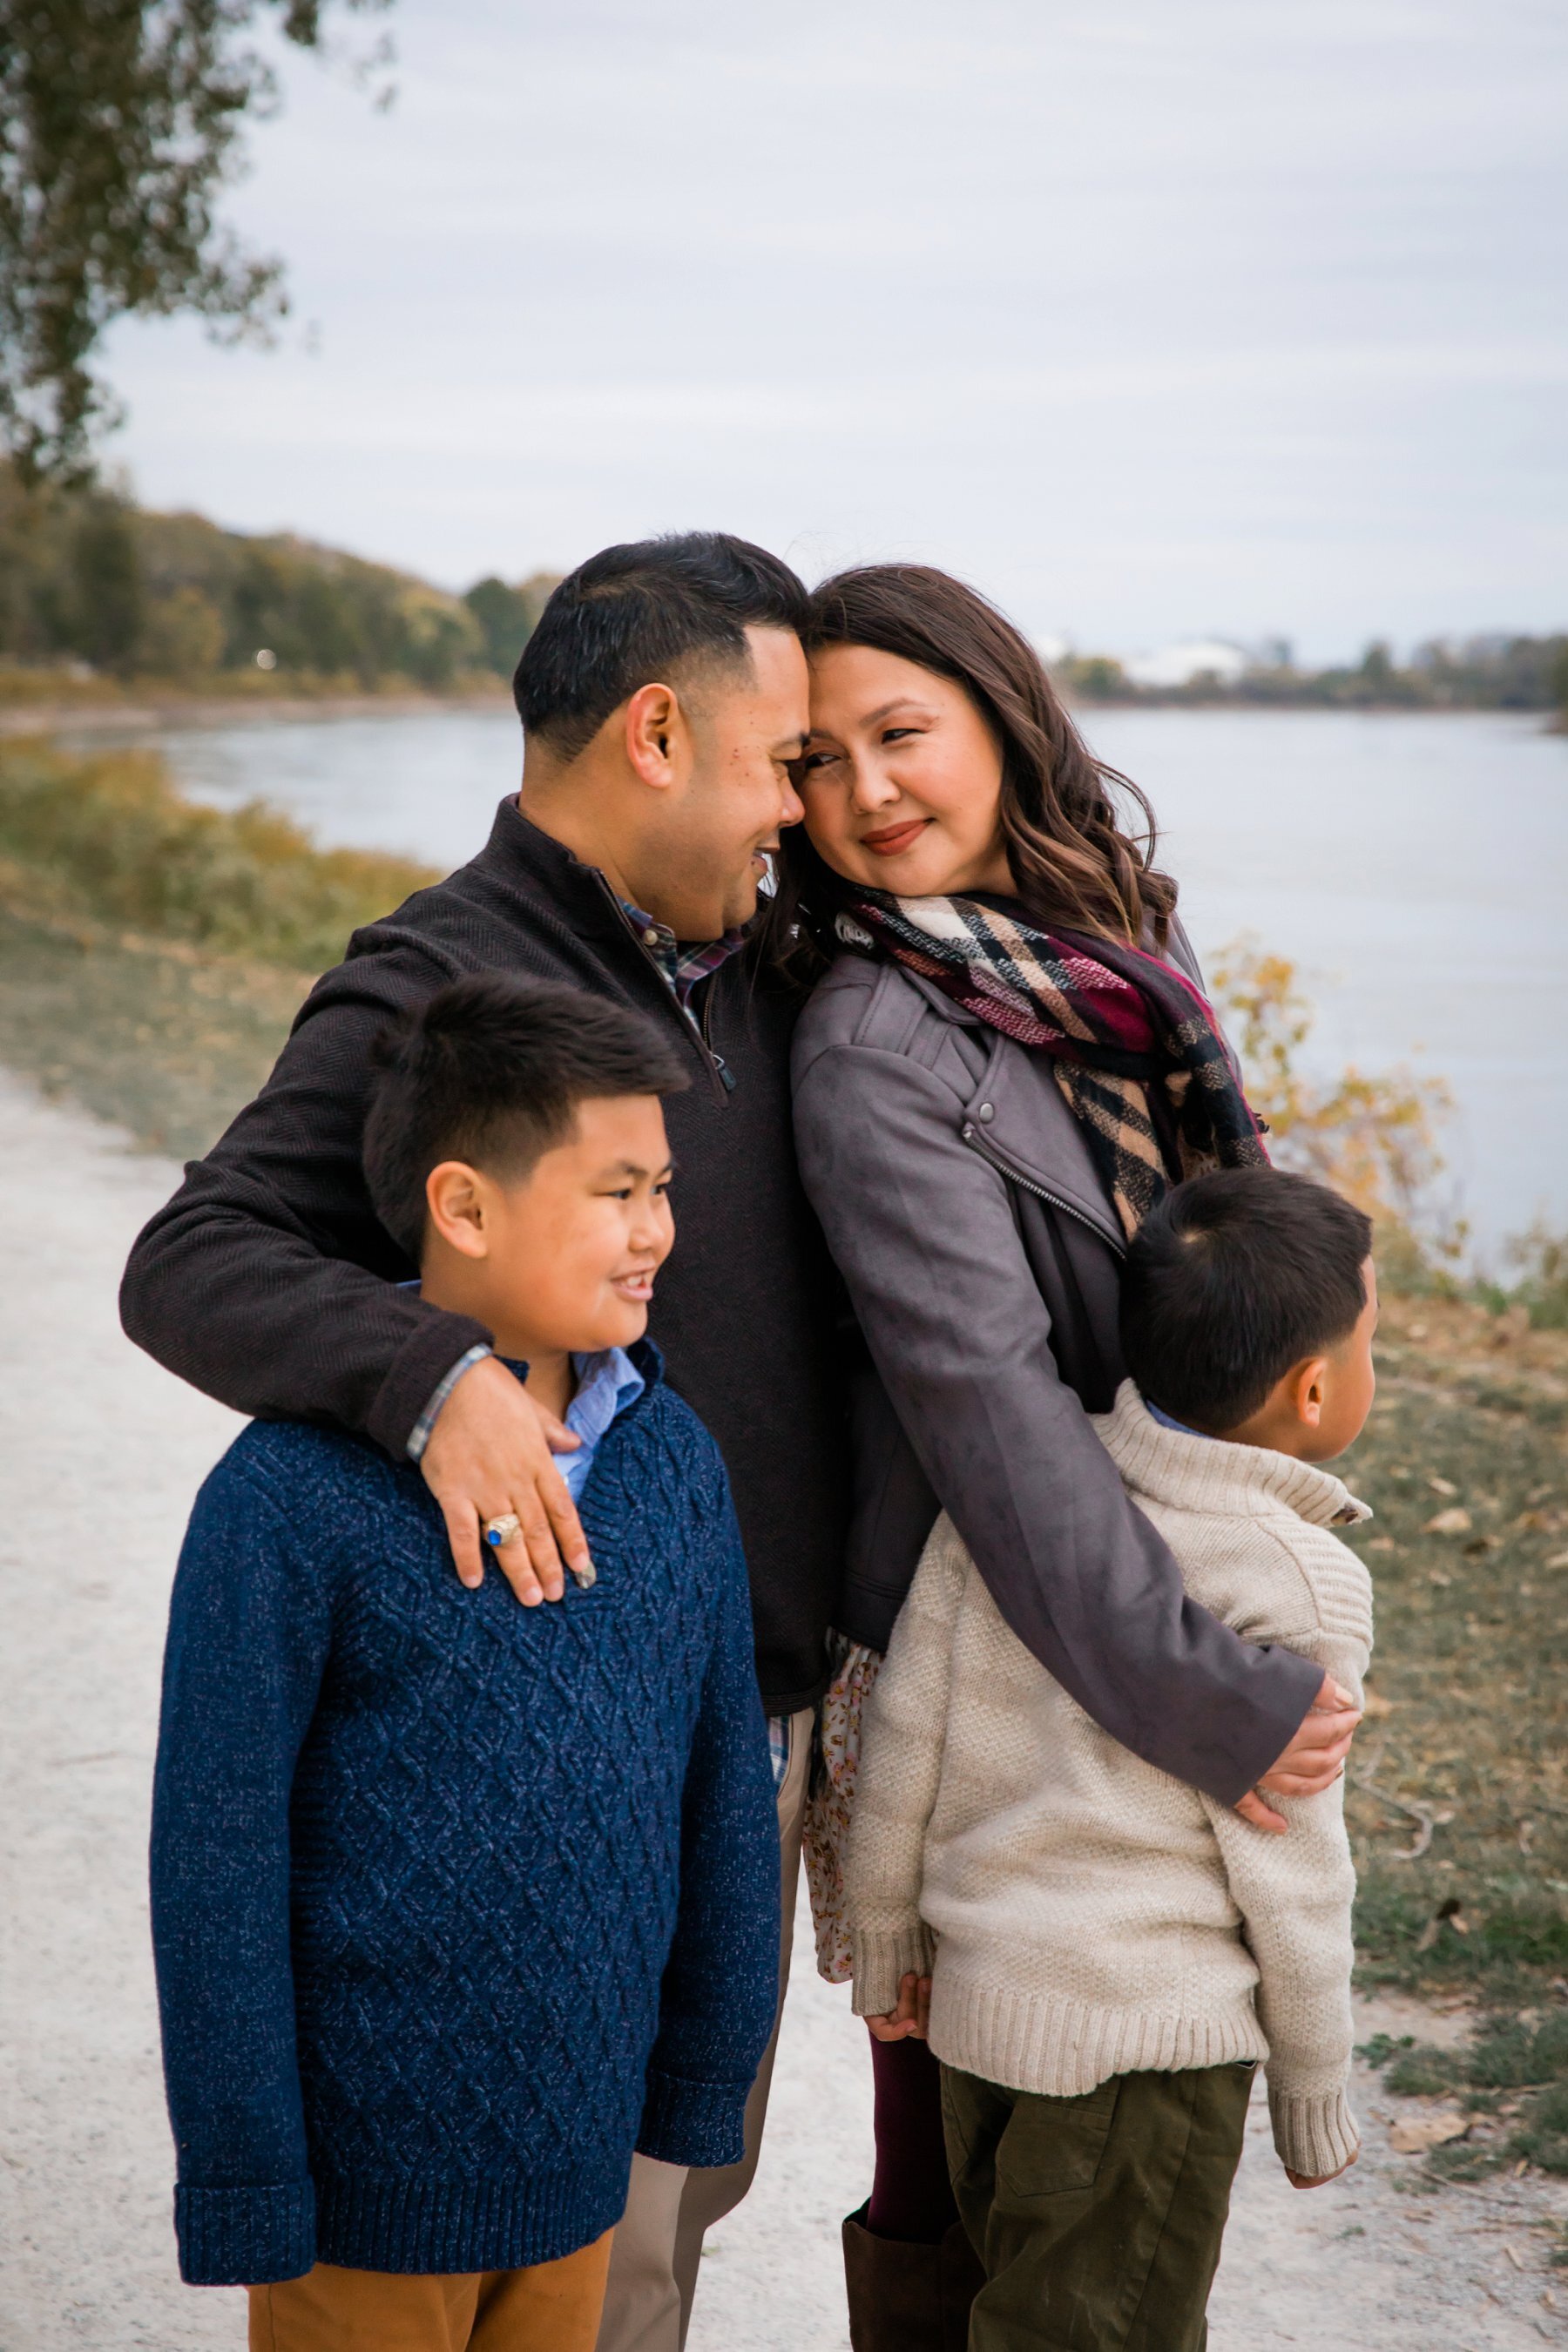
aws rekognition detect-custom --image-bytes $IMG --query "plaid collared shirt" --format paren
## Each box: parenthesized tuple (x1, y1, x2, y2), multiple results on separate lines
(620, 901, 748, 1006)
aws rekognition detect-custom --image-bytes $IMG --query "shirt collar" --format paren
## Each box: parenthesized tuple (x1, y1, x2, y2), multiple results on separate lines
(1144, 1397, 1215, 1441)
(564, 1346, 645, 1446)
(619, 896, 748, 1005)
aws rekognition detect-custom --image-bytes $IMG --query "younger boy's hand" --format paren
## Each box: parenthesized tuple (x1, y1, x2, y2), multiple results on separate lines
(866, 1970, 931, 2043)
(1285, 2148, 1358, 2189)
(1237, 1675, 1362, 1834)
(420, 1355, 591, 1604)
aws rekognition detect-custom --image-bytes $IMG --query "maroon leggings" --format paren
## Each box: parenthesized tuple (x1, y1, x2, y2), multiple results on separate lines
(865, 2029, 960, 2243)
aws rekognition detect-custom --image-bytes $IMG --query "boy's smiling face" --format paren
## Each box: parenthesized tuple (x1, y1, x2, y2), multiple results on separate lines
(419, 1094, 675, 1368)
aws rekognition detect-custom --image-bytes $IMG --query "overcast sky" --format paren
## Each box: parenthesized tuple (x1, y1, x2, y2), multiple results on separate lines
(105, 0, 1566, 661)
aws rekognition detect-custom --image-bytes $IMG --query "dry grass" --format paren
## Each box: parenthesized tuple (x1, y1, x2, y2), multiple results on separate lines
(0, 734, 437, 972)
(1340, 1290, 1568, 2173)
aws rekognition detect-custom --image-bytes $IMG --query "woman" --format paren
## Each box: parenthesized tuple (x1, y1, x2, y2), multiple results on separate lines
(780, 566, 1360, 2349)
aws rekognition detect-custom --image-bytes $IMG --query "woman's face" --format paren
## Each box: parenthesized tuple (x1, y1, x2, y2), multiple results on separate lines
(800, 644, 1014, 899)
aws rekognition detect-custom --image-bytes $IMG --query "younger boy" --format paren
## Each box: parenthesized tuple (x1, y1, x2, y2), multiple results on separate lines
(847, 1168, 1376, 2352)
(150, 974, 780, 2351)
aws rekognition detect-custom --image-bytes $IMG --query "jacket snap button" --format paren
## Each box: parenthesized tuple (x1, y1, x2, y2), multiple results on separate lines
(977, 1102, 995, 1123)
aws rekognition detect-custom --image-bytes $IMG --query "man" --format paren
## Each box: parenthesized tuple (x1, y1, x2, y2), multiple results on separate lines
(122, 531, 1356, 2352)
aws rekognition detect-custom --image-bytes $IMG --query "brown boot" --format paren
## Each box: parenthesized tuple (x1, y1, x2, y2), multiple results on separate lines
(841, 2201, 984, 2352)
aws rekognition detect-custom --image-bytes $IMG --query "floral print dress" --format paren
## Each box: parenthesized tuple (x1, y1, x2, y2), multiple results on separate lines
(802, 1630, 885, 1982)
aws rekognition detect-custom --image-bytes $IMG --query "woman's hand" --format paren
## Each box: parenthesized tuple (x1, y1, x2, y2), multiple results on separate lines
(866, 1970, 931, 2042)
(419, 1355, 591, 1602)
(1235, 1674, 1362, 1834)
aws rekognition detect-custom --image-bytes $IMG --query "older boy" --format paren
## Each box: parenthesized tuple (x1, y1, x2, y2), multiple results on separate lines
(150, 976, 779, 2351)
(849, 1170, 1377, 2352)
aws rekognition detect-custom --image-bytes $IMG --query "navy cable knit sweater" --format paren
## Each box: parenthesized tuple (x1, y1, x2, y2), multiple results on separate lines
(149, 1344, 780, 2287)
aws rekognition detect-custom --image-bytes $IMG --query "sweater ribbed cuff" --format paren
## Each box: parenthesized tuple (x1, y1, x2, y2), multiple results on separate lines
(637, 2069, 750, 2171)
(173, 2180, 315, 2286)
(1268, 2085, 1360, 2180)
(849, 1919, 936, 2019)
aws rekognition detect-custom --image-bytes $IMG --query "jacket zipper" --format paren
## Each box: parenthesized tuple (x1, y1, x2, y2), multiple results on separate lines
(595, 875, 732, 1103)
(960, 1119, 1126, 1259)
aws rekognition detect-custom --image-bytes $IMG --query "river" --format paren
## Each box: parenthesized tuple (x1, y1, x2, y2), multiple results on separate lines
(87, 706, 1568, 1253)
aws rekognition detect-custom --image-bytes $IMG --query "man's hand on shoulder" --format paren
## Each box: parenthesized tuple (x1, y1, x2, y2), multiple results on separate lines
(1235, 1673, 1362, 1835)
(420, 1355, 592, 1604)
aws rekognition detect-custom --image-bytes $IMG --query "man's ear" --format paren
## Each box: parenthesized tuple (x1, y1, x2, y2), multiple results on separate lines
(623, 681, 690, 791)
(425, 1161, 491, 1259)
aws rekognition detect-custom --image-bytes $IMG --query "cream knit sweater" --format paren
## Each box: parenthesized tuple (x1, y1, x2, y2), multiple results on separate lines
(846, 1380, 1375, 2180)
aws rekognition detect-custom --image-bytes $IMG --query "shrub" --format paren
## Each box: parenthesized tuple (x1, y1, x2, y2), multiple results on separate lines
(0, 736, 436, 970)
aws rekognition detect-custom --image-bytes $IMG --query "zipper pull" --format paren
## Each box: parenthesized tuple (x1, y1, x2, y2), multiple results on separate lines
(713, 1053, 735, 1093)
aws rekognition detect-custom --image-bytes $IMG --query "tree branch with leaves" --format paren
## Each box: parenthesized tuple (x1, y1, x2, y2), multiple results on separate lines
(0, 0, 392, 483)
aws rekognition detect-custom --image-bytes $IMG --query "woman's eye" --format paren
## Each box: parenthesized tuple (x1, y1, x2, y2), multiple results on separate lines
(882, 727, 919, 744)
(799, 749, 838, 772)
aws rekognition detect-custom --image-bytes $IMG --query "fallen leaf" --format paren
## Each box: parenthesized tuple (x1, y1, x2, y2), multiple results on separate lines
(1429, 1569, 1452, 1586)
(1546, 1551, 1568, 1571)
(1429, 1476, 1459, 1497)
(1389, 2112, 1470, 2153)
(1424, 1508, 1472, 1536)
(1362, 1688, 1396, 1717)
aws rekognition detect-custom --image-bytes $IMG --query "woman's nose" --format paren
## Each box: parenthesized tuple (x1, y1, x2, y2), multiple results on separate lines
(848, 757, 901, 811)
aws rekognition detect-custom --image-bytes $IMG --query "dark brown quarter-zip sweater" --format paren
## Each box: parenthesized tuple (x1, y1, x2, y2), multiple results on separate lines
(120, 799, 850, 1713)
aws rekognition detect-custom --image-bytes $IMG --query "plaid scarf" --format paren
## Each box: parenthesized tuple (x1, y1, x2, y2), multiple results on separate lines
(836, 890, 1268, 1239)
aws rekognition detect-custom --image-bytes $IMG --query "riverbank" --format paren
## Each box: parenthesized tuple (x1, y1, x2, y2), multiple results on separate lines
(0, 686, 510, 735)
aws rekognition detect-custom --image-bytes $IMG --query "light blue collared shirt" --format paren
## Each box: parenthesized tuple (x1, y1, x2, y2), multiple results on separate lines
(1144, 1397, 1214, 1441)
(557, 1347, 646, 1499)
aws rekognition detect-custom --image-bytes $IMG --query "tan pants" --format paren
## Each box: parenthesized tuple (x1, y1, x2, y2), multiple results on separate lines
(595, 1707, 813, 2352)
(248, 2234, 613, 2352)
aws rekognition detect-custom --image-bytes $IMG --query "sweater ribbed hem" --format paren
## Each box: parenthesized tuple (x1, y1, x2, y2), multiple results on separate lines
(926, 1970, 1269, 2098)
(1269, 2085, 1360, 2178)
(637, 2069, 751, 2169)
(310, 2161, 628, 2274)
(174, 2180, 316, 2286)
(849, 1921, 937, 2020)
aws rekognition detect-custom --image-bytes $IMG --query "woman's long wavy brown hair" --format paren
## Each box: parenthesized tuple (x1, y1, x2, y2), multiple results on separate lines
(769, 564, 1177, 981)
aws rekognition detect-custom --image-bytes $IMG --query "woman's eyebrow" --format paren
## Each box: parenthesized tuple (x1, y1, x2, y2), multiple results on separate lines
(862, 697, 934, 724)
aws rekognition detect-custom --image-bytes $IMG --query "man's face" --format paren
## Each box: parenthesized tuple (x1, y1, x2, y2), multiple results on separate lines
(645, 625, 808, 939)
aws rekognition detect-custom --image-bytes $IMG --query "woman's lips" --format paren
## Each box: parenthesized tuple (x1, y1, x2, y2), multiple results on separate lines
(860, 818, 932, 858)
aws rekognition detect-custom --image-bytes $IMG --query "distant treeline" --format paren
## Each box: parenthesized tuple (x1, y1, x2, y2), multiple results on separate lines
(1056, 636, 1568, 712)
(0, 466, 559, 693)
(3, 466, 1563, 713)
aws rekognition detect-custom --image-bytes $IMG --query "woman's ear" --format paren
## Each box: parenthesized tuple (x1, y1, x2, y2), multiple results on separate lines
(424, 1160, 491, 1260)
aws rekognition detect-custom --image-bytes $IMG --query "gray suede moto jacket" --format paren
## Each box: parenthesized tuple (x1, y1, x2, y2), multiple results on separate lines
(790, 942, 1323, 1808)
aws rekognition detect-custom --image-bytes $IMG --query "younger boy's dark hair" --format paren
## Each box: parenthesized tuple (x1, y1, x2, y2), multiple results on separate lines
(1119, 1168, 1374, 1433)
(514, 531, 808, 762)
(363, 973, 690, 1260)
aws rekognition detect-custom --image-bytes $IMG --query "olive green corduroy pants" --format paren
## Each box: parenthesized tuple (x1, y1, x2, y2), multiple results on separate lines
(940, 2060, 1254, 2352)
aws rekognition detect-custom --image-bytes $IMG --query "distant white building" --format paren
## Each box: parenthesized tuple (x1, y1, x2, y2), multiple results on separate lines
(1124, 639, 1250, 689)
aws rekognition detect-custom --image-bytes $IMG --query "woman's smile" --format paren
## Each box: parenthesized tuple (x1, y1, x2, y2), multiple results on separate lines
(859, 817, 934, 859)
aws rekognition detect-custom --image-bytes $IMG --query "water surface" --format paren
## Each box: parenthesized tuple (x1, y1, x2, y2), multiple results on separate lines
(95, 706, 1567, 1250)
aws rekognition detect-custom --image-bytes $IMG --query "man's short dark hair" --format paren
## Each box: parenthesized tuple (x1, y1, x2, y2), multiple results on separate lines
(1119, 1168, 1374, 1432)
(363, 973, 689, 1260)
(513, 531, 808, 761)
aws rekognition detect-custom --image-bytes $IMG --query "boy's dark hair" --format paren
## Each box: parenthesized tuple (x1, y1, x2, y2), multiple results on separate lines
(513, 531, 808, 761)
(1119, 1168, 1374, 1432)
(363, 973, 689, 1260)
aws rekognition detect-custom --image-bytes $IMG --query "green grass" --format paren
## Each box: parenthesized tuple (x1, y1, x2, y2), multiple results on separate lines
(1339, 1296, 1568, 2172)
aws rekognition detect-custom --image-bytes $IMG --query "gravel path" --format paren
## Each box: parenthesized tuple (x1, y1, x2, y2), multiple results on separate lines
(2, 1069, 1564, 2350)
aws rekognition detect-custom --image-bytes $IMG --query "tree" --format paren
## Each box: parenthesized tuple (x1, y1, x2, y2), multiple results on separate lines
(0, 0, 393, 483)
